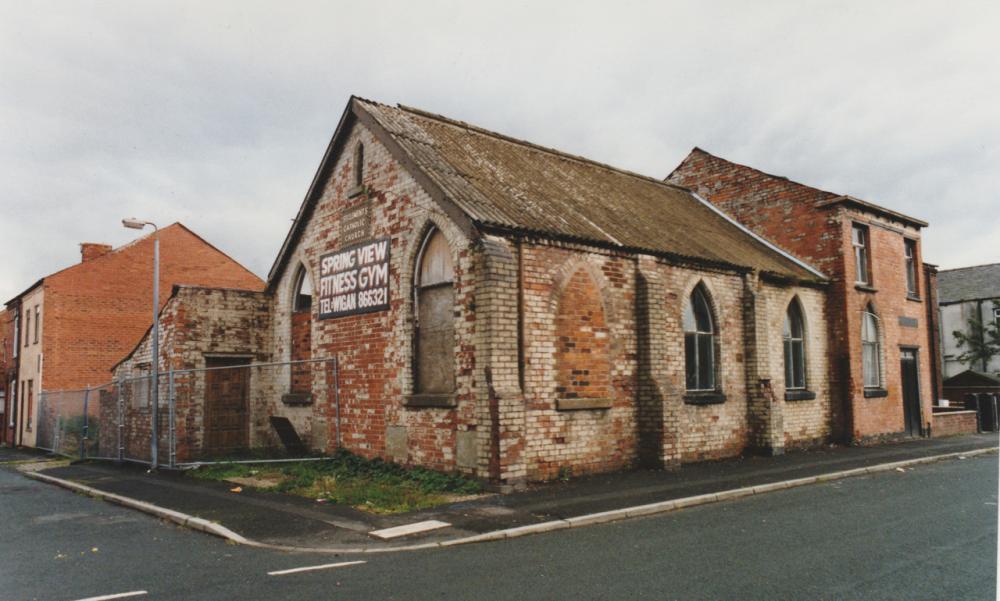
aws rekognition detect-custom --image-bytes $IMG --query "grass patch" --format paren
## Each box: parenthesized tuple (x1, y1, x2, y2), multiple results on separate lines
(188, 449, 483, 514)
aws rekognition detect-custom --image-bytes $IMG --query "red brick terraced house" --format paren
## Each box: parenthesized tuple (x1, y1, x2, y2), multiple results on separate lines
(668, 148, 943, 443)
(5, 223, 263, 448)
(116, 96, 866, 487)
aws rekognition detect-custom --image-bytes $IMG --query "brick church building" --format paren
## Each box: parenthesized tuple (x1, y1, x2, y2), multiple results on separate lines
(115, 97, 943, 485)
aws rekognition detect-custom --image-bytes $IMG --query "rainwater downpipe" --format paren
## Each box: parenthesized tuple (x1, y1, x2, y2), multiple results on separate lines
(333, 356, 341, 448)
(517, 236, 525, 390)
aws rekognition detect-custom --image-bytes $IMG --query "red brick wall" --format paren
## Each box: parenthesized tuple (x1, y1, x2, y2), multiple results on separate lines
(111, 286, 272, 462)
(554, 269, 611, 401)
(931, 410, 978, 437)
(270, 120, 479, 472)
(41, 223, 264, 391)
(669, 150, 937, 442)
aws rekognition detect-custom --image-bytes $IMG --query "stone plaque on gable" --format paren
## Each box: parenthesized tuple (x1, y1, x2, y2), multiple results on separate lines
(318, 237, 391, 319)
(339, 201, 372, 245)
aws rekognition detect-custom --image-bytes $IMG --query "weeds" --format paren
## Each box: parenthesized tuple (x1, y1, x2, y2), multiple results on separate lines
(188, 449, 482, 514)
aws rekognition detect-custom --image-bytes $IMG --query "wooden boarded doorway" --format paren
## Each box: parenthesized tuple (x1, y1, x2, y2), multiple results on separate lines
(204, 357, 251, 456)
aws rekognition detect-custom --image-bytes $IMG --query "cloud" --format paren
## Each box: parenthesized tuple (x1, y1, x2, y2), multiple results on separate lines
(1, 0, 997, 301)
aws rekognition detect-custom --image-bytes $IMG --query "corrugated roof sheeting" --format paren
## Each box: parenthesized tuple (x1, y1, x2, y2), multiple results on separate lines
(360, 100, 819, 281)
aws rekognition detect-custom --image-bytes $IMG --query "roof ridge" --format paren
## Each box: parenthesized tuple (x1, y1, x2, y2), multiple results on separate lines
(939, 262, 1000, 273)
(392, 102, 693, 195)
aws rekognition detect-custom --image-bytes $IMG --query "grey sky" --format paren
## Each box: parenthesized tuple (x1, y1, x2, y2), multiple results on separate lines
(2, 1, 997, 302)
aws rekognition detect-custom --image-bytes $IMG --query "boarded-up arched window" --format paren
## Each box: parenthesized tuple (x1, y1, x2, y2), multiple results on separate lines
(414, 229, 455, 395)
(555, 269, 611, 400)
(290, 265, 313, 395)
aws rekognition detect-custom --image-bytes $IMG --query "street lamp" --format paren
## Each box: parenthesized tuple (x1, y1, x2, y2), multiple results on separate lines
(123, 218, 160, 470)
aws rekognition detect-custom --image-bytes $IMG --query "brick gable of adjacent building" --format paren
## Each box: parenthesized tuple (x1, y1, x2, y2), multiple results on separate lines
(39, 223, 263, 391)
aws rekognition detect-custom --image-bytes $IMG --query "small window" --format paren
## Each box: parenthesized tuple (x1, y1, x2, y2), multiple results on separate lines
(784, 301, 807, 390)
(23, 309, 29, 348)
(33, 305, 39, 344)
(293, 267, 313, 312)
(852, 224, 870, 285)
(353, 143, 365, 188)
(414, 229, 455, 395)
(861, 305, 881, 388)
(904, 240, 918, 297)
(683, 285, 716, 391)
(11, 313, 17, 359)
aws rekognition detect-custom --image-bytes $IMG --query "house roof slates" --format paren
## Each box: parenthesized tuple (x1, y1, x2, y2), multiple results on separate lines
(938, 263, 1000, 304)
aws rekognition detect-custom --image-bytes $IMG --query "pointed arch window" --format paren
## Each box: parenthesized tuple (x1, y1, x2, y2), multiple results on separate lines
(293, 266, 313, 312)
(289, 265, 313, 397)
(784, 301, 806, 390)
(683, 285, 716, 392)
(413, 228, 456, 398)
(861, 305, 882, 389)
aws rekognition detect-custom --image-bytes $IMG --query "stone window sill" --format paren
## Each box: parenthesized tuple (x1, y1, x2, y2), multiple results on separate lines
(785, 389, 817, 401)
(347, 184, 368, 198)
(855, 284, 878, 293)
(684, 391, 727, 405)
(556, 397, 613, 411)
(282, 393, 313, 406)
(863, 388, 889, 398)
(906, 295, 922, 303)
(405, 393, 456, 408)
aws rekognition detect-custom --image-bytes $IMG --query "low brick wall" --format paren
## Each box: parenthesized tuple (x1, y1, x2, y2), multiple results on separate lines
(931, 410, 978, 437)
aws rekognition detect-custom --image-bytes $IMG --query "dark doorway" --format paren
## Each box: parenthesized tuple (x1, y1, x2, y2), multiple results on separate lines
(204, 357, 251, 456)
(900, 349, 922, 436)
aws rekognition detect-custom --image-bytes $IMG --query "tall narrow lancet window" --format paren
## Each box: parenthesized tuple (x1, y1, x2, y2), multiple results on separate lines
(783, 300, 807, 390)
(290, 265, 313, 395)
(353, 143, 365, 188)
(414, 229, 455, 395)
(861, 304, 882, 389)
(683, 285, 716, 391)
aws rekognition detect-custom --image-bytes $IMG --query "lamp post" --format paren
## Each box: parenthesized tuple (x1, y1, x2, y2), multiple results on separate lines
(123, 218, 159, 470)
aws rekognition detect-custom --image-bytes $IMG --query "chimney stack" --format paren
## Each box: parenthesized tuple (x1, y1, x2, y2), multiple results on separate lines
(80, 243, 113, 262)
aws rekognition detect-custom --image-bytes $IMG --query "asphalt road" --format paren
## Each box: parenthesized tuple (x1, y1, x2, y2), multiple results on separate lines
(1, 454, 996, 601)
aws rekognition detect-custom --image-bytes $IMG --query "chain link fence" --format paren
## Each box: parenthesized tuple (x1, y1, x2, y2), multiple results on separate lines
(35, 357, 338, 467)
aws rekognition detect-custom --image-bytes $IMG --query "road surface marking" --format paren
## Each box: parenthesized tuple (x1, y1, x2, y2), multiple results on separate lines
(268, 560, 366, 576)
(74, 592, 148, 601)
(369, 520, 451, 539)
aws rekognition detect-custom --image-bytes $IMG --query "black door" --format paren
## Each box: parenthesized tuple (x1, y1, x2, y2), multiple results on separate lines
(900, 349, 922, 436)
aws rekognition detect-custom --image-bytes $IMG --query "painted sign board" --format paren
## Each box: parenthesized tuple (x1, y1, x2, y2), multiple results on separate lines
(318, 237, 391, 319)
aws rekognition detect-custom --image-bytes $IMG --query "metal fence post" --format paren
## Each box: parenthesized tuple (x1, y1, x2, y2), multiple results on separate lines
(80, 387, 91, 460)
(168, 368, 176, 469)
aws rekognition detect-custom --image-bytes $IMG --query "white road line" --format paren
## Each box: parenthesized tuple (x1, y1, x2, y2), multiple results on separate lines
(73, 592, 148, 601)
(268, 560, 366, 576)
